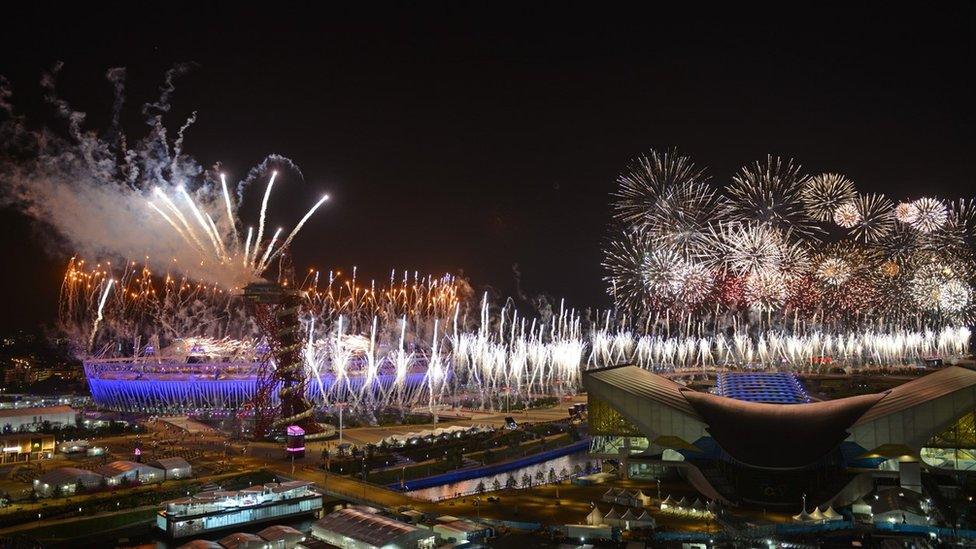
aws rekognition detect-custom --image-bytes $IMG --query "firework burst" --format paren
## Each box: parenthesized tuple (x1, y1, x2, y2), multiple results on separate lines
(895, 202, 918, 224)
(849, 193, 894, 243)
(833, 202, 861, 229)
(803, 173, 856, 222)
(911, 197, 948, 233)
(726, 156, 820, 239)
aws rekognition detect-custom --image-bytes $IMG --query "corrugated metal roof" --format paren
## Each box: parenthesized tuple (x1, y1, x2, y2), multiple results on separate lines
(314, 508, 421, 546)
(256, 524, 304, 542)
(855, 366, 976, 425)
(218, 532, 263, 549)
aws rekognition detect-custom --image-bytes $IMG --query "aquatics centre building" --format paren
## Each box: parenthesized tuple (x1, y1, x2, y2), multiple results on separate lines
(585, 364, 976, 507)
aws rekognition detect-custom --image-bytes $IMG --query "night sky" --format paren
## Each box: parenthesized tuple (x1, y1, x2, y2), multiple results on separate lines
(1, 3, 974, 333)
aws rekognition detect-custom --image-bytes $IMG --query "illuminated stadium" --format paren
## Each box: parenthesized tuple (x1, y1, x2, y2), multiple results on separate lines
(83, 346, 433, 414)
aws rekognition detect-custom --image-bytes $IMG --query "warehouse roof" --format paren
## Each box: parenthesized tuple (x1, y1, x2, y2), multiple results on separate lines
(218, 532, 264, 549)
(257, 524, 304, 542)
(94, 460, 162, 478)
(153, 457, 192, 470)
(314, 508, 422, 547)
(36, 467, 101, 486)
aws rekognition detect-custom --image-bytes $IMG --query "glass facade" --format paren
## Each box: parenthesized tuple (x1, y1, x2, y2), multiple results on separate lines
(921, 410, 976, 471)
(587, 395, 642, 436)
(590, 435, 649, 456)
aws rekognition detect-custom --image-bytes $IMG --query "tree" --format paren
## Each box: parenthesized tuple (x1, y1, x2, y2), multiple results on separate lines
(521, 472, 532, 487)
(559, 467, 569, 479)
(534, 470, 545, 485)
(573, 464, 583, 476)
(548, 468, 557, 484)
(492, 478, 502, 491)
(476, 480, 486, 494)
(505, 475, 517, 489)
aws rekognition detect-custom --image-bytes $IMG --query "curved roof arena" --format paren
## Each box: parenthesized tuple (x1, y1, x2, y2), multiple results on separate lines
(584, 364, 976, 469)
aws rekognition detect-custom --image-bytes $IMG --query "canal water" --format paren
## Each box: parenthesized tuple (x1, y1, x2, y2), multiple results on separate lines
(405, 451, 592, 501)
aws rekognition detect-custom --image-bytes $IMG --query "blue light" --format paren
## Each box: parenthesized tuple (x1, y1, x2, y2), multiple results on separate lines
(715, 372, 810, 404)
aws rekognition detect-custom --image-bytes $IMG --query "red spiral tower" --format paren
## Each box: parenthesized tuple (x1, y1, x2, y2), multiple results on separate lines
(244, 280, 320, 441)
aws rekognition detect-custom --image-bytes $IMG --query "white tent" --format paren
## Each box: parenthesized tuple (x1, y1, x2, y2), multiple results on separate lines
(792, 508, 813, 522)
(633, 510, 656, 529)
(585, 506, 604, 526)
(619, 509, 637, 529)
(603, 507, 621, 527)
(821, 506, 843, 521)
(809, 508, 825, 522)
(851, 497, 872, 517)
(635, 490, 653, 507)
(660, 495, 674, 510)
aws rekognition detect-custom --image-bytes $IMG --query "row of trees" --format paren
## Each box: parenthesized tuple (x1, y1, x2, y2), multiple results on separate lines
(473, 461, 596, 494)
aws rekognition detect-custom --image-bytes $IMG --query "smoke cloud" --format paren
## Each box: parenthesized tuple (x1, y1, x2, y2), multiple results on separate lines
(0, 65, 302, 288)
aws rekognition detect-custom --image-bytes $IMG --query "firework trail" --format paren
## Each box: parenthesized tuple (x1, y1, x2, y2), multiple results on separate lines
(0, 65, 327, 289)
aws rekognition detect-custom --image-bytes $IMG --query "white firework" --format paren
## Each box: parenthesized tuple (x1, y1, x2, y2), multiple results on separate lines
(833, 202, 861, 229)
(744, 270, 787, 311)
(815, 257, 852, 286)
(911, 197, 948, 233)
(849, 193, 894, 243)
(671, 261, 714, 306)
(726, 156, 820, 239)
(911, 262, 952, 311)
(641, 248, 683, 300)
(712, 222, 784, 276)
(939, 279, 972, 313)
(895, 202, 918, 224)
(803, 173, 856, 222)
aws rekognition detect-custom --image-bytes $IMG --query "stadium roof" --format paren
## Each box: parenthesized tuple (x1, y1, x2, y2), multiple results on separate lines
(585, 365, 976, 469)
(314, 508, 423, 547)
(681, 389, 884, 468)
(715, 372, 810, 404)
(855, 365, 976, 424)
(585, 364, 701, 418)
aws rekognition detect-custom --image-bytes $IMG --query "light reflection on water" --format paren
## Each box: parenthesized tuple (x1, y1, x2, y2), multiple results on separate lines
(405, 452, 592, 502)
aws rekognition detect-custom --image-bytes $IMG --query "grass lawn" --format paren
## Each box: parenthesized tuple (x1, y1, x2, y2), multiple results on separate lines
(18, 507, 158, 541)
(365, 433, 576, 486)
